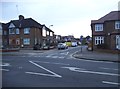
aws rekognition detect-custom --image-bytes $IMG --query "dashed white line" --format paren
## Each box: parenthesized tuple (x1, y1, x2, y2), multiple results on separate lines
(100, 67, 118, 71)
(46, 56, 51, 57)
(33, 60, 70, 65)
(0, 69, 9, 71)
(52, 56, 58, 58)
(59, 57, 64, 59)
(102, 81, 120, 85)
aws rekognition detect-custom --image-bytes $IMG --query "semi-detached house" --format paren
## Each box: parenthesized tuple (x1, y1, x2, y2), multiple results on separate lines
(1, 15, 55, 49)
(91, 11, 120, 50)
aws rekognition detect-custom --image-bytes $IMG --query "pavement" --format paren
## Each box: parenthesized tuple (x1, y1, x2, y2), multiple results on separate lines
(73, 46, 120, 63)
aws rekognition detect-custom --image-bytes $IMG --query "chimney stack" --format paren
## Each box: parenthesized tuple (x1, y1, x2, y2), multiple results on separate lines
(19, 15, 24, 20)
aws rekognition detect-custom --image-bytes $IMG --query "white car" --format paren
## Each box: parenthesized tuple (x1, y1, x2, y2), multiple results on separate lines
(71, 42, 77, 47)
(58, 43, 68, 50)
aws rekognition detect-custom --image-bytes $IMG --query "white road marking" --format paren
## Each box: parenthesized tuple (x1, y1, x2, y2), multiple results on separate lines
(0, 69, 9, 71)
(26, 61, 62, 78)
(100, 67, 118, 71)
(26, 72, 61, 78)
(60, 52, 69, 55)
(62, 67, 86, 71)
(46, 56, 51, 57)
(52, 56, 58, 58)
(33, 61, 70, 65)
(59, 57, 64, 59)
(102, 81, 120, 85)
(0, 63, 10, 67)
(62, 66, 120, 76)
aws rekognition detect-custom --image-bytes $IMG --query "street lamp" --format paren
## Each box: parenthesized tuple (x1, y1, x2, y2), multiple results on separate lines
(49, 25, 53, 28)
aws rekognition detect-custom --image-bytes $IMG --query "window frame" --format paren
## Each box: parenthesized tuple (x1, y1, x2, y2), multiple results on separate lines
(9, 28, 15, 34)
(95, 24, 103, 31)
(23, 38, 30, 45)
(16, 28, 19, 34)
(115, 21, 120, 29)
(95, 36, 104, 45)
(24, 28, 30, 34)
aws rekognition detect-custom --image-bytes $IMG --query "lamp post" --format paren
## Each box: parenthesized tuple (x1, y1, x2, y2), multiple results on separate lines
(49, 25, 53, 47)
(49, 25, 53, 29)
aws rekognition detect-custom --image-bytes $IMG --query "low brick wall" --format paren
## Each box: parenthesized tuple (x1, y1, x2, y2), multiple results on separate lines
(95, 49, 120, 54)
(0, 48, 20, 52)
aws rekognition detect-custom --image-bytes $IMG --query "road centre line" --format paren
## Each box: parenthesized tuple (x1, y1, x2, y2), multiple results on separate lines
(27, 61, 62, 78)
(100, 67, 118, 71)
(102, 81, 120, 85)
(32, 60, 70, 65)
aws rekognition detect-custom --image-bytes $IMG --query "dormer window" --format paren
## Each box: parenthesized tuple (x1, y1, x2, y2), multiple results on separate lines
(95, 24, 103, 31)
(115, 21, 120, 29)
(9, 28, 15, 34)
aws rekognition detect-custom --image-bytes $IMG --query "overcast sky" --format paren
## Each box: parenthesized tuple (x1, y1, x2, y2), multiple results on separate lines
(0, 0, 119, 38)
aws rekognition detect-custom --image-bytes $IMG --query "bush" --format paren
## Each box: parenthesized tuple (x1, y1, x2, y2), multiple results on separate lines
(97, 44, 107, 49)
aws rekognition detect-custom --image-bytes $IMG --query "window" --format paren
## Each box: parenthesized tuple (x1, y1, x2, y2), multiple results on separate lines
(16, 28, 19, 34)
(95, 24, 103, 31)
(3, 31, 7, 35)
(115, 21, 120, 29)
(50, 32, 53, 36)
(9, 28, 15, 34)
(47, 31, 49, 35)
(23, 38, 30, 45)
(95, 36, 104, 45)
(24, 28, 30, 34)
(43, 29, 46, 37)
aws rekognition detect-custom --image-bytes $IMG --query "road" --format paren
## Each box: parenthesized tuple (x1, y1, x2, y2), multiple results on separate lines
(1, 46, 120, 87)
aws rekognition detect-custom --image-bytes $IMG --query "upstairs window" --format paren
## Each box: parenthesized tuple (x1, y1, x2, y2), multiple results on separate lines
(95, 24, 103, 31)
(3, 31, 7, 35)
(16, 28, 19, 34)
(115, 21, 120, 29)
(50, 32, 53, 36)
(24, 28, 30, 34)
(9, 28, 15, 34)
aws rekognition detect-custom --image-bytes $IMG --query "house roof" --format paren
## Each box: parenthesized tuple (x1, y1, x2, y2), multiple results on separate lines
(2, 23, 9, 29)
(10, 18, 42, 29)
(42, 25, 54, 33)
(91, 11, 120, 24)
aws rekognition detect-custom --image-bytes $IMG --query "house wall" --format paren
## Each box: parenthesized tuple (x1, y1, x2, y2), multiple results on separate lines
(92, 20, 120, 50)
(104, 21, 115, 50)
(91, 24, 105, 50)
(8, 27, 43, 48)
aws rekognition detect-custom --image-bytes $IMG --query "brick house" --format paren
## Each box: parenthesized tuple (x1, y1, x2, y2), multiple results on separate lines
(1, 23, 9, 48)
(91, 11, 120, 50)
(2, 15, 55, 49)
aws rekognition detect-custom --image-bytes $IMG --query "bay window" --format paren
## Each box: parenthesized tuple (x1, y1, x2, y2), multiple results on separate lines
(95, 36, 104, 45)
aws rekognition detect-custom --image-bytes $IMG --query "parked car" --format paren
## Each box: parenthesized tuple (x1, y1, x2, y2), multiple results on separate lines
(58, 43, 68, 50)
(71, 42, 77, 47)
(33, 43, 40, 50)
(42, 45, 50, 50)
